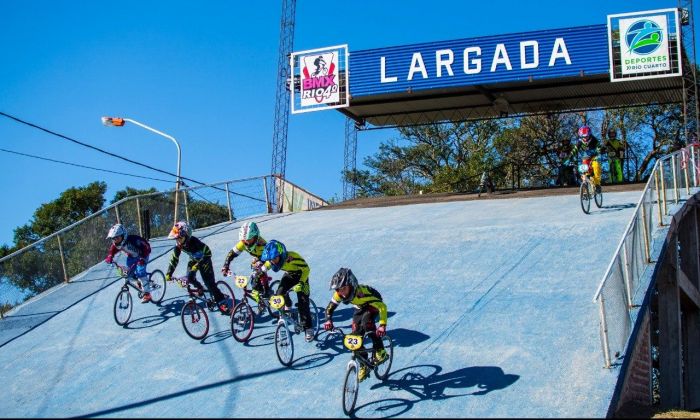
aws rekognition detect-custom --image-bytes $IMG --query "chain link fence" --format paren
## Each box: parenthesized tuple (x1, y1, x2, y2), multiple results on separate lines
(0, 175, 327, 316)
(593, 144, 699, 368)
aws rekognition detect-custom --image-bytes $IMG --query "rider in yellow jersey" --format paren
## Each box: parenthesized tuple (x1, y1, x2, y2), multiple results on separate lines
(323, 267, 388, 382)
(221, 221, 270, 300)
(257, 240, 314, 342)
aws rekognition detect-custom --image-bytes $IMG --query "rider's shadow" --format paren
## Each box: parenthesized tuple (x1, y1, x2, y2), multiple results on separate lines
(597, 202, 636, 213)
(123, 297, 184, 329)
(371, 364, 520, 399)
(387, 328, 430, 348)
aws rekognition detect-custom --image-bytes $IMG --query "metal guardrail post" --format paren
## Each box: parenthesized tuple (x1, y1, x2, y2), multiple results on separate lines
(622, 241, 634, 308)
(225, 182, 233, 222)
(136, 197, 143, 237)
(599, 296, 612, 369)
(660, 163, 668, 216)
(641, 203, 652, 263)
(56, 235, 69, 283)
(671, 154, 679, 204)
(115, 204, 121, 224)
(655, 169, 665, 226)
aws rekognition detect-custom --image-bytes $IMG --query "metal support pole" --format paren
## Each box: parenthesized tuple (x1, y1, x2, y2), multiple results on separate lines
(263, 176, 271, 214)
(225, 182, 233, 222)
(599, 296, 612, 369)
(136, 197, 143, 237)
(56, 235, 69, 283)
(115, 204, 121, 225)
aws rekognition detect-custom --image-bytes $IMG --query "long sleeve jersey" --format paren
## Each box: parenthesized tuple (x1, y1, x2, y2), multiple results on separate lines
(223, 237, 267, 267)
(107, 234, 151, 260)
(166, 236, 212, 277)
(325, 284, 388, 326)
(259, 250, 310, 283)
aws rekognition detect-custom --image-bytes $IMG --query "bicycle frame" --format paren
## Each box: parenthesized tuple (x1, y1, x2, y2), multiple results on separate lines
(113, 262, 145, 294)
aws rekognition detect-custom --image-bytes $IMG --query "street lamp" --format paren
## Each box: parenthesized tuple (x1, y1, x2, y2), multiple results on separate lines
(101, 116, 182, 222)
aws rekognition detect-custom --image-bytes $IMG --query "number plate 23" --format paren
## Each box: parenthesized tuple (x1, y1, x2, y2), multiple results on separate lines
(343, 334, 364, 351)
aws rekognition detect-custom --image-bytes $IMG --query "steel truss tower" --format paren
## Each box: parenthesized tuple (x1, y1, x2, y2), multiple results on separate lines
(343, 117, 359, 200)
(269, 0, 296, 212)
(680, 0, 700, 142)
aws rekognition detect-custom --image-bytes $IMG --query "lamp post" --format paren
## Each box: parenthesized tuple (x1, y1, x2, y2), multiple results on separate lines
(101, 116, 182, 222)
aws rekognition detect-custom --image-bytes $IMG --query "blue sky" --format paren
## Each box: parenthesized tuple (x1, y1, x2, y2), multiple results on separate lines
(0, 0, 687, 246)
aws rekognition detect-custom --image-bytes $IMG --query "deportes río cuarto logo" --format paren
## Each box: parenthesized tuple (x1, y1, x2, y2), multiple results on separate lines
(625, 19, 663, 55)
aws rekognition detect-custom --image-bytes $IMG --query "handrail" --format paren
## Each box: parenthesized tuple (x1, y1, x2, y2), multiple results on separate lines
(592, 144, 699, 368)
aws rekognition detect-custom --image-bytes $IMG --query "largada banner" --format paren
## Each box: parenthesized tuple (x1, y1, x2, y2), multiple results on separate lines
(291, 45, 349, 114)
(608, 8, 681, 81)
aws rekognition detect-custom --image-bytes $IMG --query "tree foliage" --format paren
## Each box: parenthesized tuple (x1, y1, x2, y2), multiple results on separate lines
(344, 105, 686, 195)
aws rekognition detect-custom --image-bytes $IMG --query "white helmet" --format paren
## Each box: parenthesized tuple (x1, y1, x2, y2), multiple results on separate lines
(106, 224, 127, 246)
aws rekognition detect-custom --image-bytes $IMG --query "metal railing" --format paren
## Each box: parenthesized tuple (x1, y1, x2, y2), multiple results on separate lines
(0, 175, 327, 316)
(593, 144, 699, 368)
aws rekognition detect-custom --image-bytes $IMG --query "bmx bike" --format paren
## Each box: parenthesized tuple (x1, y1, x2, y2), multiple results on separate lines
(112, 261, 166, 326)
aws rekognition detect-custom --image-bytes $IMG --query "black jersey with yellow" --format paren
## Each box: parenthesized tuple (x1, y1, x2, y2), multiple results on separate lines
(326, 284, 388, 326)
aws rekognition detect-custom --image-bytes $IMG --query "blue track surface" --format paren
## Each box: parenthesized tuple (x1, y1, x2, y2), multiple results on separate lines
(0, 191, 649, 417)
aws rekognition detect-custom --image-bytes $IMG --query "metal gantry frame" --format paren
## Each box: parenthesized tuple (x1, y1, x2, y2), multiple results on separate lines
(680, 0, 700, 143)
(269, 0, 296, 212)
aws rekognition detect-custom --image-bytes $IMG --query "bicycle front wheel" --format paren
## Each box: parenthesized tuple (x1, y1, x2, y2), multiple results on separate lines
(307, 298, 320, 340)
(374, 334, 394, 381)
(230, 302, 255, 343)
(594, 185, 603, 208)
(148, 270, 166, 304)
(275, 321, 294, 367)
(579, 181, 591, 214)
(113, 289, 132, 326)
(181, 301, 209, 340)
(216, 280, 236, 312)
(342, 361, 360, 415)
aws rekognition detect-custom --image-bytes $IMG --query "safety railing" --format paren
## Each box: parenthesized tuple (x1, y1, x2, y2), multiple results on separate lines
(593, 144, 699, 368)
(0, 175, 327, 316)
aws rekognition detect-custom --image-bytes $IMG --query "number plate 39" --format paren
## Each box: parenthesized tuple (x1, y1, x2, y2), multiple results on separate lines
(269, 295, 285, 309)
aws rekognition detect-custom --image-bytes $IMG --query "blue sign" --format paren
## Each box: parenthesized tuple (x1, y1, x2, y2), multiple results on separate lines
(349, 25, 610, 98)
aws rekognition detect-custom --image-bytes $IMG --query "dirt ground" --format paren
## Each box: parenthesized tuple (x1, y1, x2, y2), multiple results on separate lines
(320, 182, 647, 210)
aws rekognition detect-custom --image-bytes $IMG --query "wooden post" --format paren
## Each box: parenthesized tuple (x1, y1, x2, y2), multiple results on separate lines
(655, 170, 665, 226)
(56, 235, 69, 283)
(657, 234, 684, 409)
(225, 182, 233, 222)
(114, 204, 121, 225)
(641, 203, 652, 263)
(263, 177, 271, 214)
(136, 197, 143, 237)
(182, 189, 190, 224)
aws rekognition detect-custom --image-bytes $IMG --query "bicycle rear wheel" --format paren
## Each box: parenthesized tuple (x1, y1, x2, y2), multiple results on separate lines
(374, 334, 394, 381)
(113, 289, 132, 326)
(148, 270, 166, 304)
(594, 185, 603, 208)
(230, 302, 255, 342)
(216, 280, 236, 313)
(275, 321, 294, 366)
(181, 301, 209, 340)
(579, 181, 591, 214)
(342, 361, 360, 415)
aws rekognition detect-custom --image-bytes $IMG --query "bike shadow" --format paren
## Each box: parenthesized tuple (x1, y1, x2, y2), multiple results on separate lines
(122, 297, 183, 329)
(353, 364, 520, 417)
(323, 308, 397, 324)
(597, 202, 636, 213)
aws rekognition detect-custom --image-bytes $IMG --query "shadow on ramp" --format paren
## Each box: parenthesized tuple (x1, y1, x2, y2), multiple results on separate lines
(350, 364, 519, 418)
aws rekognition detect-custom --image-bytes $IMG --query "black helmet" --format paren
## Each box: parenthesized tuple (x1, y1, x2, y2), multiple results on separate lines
(329, 268, 358, 303)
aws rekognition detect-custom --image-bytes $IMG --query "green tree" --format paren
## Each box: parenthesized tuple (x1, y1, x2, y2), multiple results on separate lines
(2, 181, 107, 295)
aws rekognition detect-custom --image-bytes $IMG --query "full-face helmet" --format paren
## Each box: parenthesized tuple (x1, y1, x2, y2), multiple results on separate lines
(106, 224, 127, 247)
(168, 221, 192, 241)
(329, 267, 359, 304)
(260, 240, 287, 272)
(578, 125, 592, 145)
